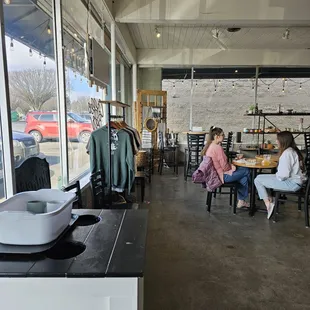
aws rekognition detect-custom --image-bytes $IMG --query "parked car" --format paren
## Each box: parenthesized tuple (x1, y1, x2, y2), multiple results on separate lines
(0, 131, 40, 168)
(24, 111, 93, 143)
(79, 113, 92, 122)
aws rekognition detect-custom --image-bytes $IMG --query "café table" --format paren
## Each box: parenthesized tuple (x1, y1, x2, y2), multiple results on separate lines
(233, 159, 278, 216)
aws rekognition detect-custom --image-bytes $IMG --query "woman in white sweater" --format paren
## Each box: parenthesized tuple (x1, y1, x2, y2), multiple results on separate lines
(254, 131, 306, 219)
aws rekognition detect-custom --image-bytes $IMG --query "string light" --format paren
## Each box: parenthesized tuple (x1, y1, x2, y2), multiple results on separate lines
(43, 56, 46, 68)
(39, 52, 42, 59)
(214, 87, 217, 92)
(299, 83, 302, 90)
(10, 38, 14, 51)
(268, 86, 270, 91)
(218, 79, 221, 84)
(47, 24, 52, 35)
(29, 48, 33, 57)
(155, 27, 161, 38)
(232, 82, 235, 88)
(282, 88, 285, 93)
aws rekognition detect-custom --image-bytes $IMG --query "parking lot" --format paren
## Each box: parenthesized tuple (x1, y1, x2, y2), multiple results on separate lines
(0, 122, 90, 198)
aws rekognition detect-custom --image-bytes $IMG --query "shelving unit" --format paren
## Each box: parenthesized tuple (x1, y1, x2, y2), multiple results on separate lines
(244, 112, 310, 154)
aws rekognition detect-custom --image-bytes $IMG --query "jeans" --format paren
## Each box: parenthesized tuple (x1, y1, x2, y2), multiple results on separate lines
(223, 167, 250, 201)
(254, 174, 301, 200)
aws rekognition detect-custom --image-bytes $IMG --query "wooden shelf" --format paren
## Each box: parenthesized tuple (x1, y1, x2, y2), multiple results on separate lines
(244, 131, 309, 135)
(99, 100, 130, 108)
(244, 112, 310, 116)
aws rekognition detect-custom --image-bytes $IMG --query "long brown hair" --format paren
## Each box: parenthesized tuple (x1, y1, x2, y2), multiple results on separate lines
(201, 126, 224, 156)
(277, 131, 303, 163)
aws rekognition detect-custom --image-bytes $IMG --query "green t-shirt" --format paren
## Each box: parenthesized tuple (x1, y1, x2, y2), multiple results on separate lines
(89, 127, 135, 192)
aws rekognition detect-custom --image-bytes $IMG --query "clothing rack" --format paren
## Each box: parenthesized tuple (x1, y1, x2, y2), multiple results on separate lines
(98, 100, 130, 206)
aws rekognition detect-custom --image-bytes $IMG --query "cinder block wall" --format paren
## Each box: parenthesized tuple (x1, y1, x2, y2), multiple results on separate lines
(163, 78, 310, 150)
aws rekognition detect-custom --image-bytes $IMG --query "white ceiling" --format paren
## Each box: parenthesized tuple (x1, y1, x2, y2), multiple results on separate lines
(128, 25, 310, 50)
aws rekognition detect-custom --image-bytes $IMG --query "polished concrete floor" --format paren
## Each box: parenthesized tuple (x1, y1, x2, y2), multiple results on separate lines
(143, 168, 310, 310)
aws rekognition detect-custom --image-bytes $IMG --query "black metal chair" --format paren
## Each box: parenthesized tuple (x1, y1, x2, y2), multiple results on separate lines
(222, 131, 238, 162)
(158, 132, 178, 176)
(184, 133, 206, 181)
(15, 157, 51, 193)
(206, 183, 238, 214)
(62, 181, 82, 209)
(273, 134, 310, 227)
(90, 170, 105, 209)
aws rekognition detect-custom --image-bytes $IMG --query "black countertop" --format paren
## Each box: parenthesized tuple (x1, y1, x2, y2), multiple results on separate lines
(0, 209, 148, 278)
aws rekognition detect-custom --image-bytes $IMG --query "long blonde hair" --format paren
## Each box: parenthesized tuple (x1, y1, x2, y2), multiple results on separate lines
(201, 126, 224, 156)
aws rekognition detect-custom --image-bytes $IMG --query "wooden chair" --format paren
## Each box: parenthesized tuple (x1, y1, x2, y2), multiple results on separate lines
(15, 157, 51, 193)
(62, 181, 82, 209)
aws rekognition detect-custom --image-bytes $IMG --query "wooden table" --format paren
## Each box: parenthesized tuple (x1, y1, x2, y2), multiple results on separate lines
(255, 154, 279, 162)
(0, 209, 148, 310)
(233, 160, 278, 216)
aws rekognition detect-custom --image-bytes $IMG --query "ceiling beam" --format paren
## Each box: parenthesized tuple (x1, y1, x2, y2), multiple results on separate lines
(137, 48, 310, 67)
(115, 0, 310, 26)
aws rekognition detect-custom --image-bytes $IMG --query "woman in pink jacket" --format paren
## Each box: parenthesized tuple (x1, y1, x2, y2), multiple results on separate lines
(201, 127, 250, 208)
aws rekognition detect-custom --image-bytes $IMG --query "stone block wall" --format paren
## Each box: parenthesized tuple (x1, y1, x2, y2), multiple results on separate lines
(163, 78, 310, 148)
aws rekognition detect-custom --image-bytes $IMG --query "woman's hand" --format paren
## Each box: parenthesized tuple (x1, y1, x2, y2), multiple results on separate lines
(231, 164, 236, 172)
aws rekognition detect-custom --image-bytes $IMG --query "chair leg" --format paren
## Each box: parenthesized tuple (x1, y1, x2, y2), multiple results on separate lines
(298, 196, 302, 211)
(304, 194, 309, 228)
(141, 178, 145, 202)
(233, 186, 237, 214)
(273, 192, 281, 222)
(219, 187, 222, 194)
(229, 187, 233, 206)
(207, 192, 212, 212)
(213, 189, 217, 198)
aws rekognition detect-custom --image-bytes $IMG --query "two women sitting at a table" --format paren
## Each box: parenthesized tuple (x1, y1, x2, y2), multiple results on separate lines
(254, 131, 306, 219)
(201, 126, 250, 208)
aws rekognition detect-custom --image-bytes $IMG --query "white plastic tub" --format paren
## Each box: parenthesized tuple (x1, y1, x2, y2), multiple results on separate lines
(0, 189, 76, 245)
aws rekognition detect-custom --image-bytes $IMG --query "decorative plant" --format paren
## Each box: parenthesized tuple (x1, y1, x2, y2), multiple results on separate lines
(249, 105, 255, 111)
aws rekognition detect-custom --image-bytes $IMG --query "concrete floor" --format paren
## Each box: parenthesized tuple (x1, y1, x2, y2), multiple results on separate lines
(143, 168, 310, 310)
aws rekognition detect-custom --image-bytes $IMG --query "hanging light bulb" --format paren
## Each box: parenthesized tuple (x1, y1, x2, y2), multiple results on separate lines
(214, 87, 217, 92)
(299, 83, 302, 90)
(155, 27, 161, 38)
(282, 88, 285, 93)
(80, 77, 83, 83)
(39, 52, 42, 59)
(47, 23, 52, 35)
(29, 48, 33, 57)
(268, 86, 270, 91)
(74, 33, 78, 38)
(232, 82, 235, 88)
(71, 47, 75, 53)
(173, 83, 175, 88)
(43, 56, 46, 68)
(10, 38, 14, 51)
(218, 79, 221, 84)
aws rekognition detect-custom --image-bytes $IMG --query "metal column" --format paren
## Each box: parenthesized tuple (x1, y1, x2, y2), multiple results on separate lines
(0, 1, 15, 197)
(52, 0, 69, 186)
(189, 67, 194, 130)
(254, 66, 259, 143)
(111, 22, 116, 116)
(132, 63, 137, 125)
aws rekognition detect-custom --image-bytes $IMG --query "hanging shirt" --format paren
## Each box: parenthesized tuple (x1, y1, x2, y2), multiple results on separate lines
(89, 127, 135, 193)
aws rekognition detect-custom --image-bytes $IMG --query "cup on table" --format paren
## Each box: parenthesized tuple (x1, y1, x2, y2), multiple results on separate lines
(27, 201, 47, 214)
(46, 200, 65, 213)
(262, 154, 271, 166)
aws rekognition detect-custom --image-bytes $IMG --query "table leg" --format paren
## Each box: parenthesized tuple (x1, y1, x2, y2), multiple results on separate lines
(249, 169, 257, 216)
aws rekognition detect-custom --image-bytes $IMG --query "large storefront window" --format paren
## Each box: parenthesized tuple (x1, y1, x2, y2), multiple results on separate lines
(4, 0, 61, 192)
(62, 0, 105, 181)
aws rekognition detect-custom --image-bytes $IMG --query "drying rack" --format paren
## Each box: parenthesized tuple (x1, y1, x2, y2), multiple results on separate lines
(99, 100, 130, 206)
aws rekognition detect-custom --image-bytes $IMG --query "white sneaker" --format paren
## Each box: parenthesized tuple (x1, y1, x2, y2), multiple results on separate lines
(267, 202, 275, 219)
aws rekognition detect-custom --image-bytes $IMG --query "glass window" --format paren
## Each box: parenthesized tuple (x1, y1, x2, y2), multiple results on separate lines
(62, 0, 106, 181)
(0, 119, 5, 201)
(4, 0, 61, 189)
(39, 114, 54, 121)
